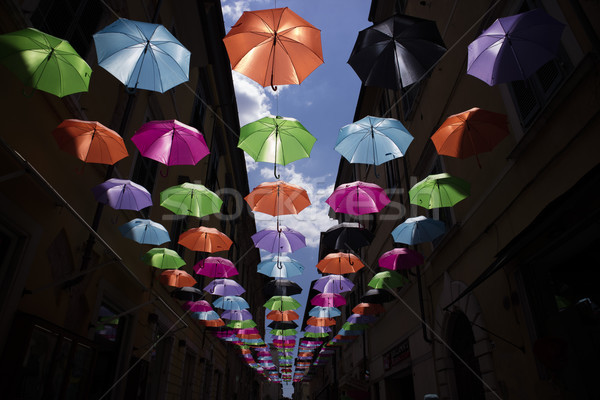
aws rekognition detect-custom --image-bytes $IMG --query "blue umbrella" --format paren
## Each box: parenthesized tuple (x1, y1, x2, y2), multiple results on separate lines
(257, 255, 305, 278)
(93, 18, 191, 92)
(335, 116, 413, 166)
(118, 218, 170, 245)
(309, 306, 341, 318)
(212, 295, 250, 310)
(391, 216, 446, 245)
(191, 310, 220, 321)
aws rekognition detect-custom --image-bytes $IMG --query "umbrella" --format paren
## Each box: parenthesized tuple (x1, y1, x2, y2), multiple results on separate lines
(93, 18, 190, 92)
(308, 306, 341, 318)
(316, 252, 364, 275)
(264, 296, 301, 311)
(245, 181, 311, 217)
(92, 178, 152, 211)
(160, 183, 222, 218)
(360, 289, 395, 304)
(342, 322, 369, 331)
(313, 275, 354, 294)
(268, 321, 298, 330)
(159, 269, 196, 287)
(193, 257, 238, 278)
(348, 14, 446, 90)
(212, 296, 250, 310)
(118, 219, 170, 245)
(326, 181, 390, 215)
(222, 7, 323, 89)
(131, 120, 209, 166)
(270, 329, 297, 336)
(227, 320, 257, 329)
(171, 287, 204, 301)
(266, 310, 300, 321)
(306, 317, 336, 327)
(52, 119, 128, 165)
(0, 28, 91, 97)
(221, 309, 253, 321)
(311, 293, 346, 307)
(305, 332, 329, 338)
(321, 222, 373, 252)
(257, 255, 305, 278)
(335, 116, 413, 167)
(252, 227, 306, 253)
(409, 173, 470, 209)
(431, 108, 509, 166)
(191, 310, 220, 321)
(467, 9, 565, 86)
(200, 319, 225, 327)
(391, 216, 446, 245)
(378, 248, 424, 270)
(142, 248, 185, 269)
(263, 279, 302, 297)
(204, 279, 245, 296)
(347, 314, 377, 324)
(178, 226, 233, 252)
(183, 300, 213, 313)
(368, 271, 408, 289)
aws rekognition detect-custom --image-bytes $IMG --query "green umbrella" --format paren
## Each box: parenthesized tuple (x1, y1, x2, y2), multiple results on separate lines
(142, 248, 185, 269)
(0, 28, 91, 97)
(368, 270, 408, 289)
(160, 182, 222, 218)
(227, 320, 257, 329)
(409, 173, 470, 209)
(305, 332, 329, 338)
(271, 329, 297, 336)
(341, 322, 369, 331)
(264, 295, 301, 311)
(238, 116, 316, 178)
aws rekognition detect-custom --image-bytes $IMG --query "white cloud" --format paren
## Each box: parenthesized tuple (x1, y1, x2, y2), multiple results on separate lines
(244, 152, 258, 172)
(221, 0, 270, 24)
(232, 72, 272, 126)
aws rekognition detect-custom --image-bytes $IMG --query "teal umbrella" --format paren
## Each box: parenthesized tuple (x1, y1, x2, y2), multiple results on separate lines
(409, 173, 470, 209)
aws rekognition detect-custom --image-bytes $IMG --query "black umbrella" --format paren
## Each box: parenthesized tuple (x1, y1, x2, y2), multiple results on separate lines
(320, 222, 374, 254)
(268, 321, 299, 330)
(348, 14, 446, 90)
(171, 286, 204, 301)
(263, 279, 303, 297)
(360, 288, 395, 304)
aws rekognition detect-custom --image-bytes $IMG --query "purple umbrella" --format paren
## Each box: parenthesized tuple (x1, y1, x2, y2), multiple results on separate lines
(203, 279, 245, 296)
(131, 119, 210, 166)
(467, 8, 565, 86)
(221, 309, 253, 321)
(326, 181, 390, 215)
(347, 314, 377, 324)
(311, 293, 346, 307)
(252, 227, 306, 253)
(305, 325, 332, 333)
(378, 248, 424, 270)
(193, 257, 239, 278)
(313, 275, 354, 294)
(92, 178, 152, 211)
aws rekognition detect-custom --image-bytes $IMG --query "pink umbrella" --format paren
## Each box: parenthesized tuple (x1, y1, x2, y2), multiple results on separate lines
(326, 181, 390, 215)
(311, 293, 346, 307)
(131, 119, 209, 166)
(182, 300, 213, 312)
(378, 248, 424, 270)
(193, 257, 239, 278)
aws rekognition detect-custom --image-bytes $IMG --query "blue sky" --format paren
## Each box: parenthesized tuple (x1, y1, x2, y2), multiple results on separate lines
(220, 0, 372, 392)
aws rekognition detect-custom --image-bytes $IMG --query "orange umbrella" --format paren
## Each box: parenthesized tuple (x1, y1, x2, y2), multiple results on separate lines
(223, 7, 323, 90)
(316, 252, 364, 274)
(431, 107, 509, 167)
(199, 319, 225, 327)
(352, 302, 385, 315)
(178, 226, 233, 252)
(245, 181, 311, 216)
(158, 269, 196, 287)
(238, 333, 262, 339)
(306, 317, 336, 327)
(267, 310, 300, 321)
(52, 119, 128, 164)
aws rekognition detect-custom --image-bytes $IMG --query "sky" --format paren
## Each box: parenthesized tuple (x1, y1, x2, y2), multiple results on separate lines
(220, 0, 373, 393)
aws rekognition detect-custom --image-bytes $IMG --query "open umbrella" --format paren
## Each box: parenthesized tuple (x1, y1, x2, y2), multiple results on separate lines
(316, 252, 364, 275)
(391, 216, 446, 245)
(178, 226, 232, 252)
(183, 300, 213, 313)
(142, 248, 185, 269)
(212, 296, 250, 310)
(305, 325, 332, 333)
(263, 279, 302, 297)
(360, 289, 395, 304)
(313, 275, 354, 294)
(267, 310, 300, 321)
(252, 227, 306, 253)
(227, 320, 257, 329)
(264, 296, 301, 311)
(311, 293, 346, 307)
(200, 319, 225, 327)
(348, 14, 446, 90)
(347, 314, 377, 324)
(245, 181, 311, 217)
(204, 279, 245, 296)
(409, 173, 470, 209)
(222, 7, 323, 90)
(378, 248, 424, 270)
(326, 181, 390, 215)
(368, 271, 408, 289)
(92, 178, 152, 211)
(52, 119, 128, 165)
(191, 310, 220, 321)
(160, 182, 222, 218)
(159, 269, 196, 287)
(193, 257, 238, 278)
(171, 287, 204, 301)
(221, 309, 252, 321)
(321, 222, 374, 252)
(119, 219, 170, 245)
(257, 255, 305, 278)
(268, 321, 298, 330)
(467, 9, 565, 86)
(306, 317, 336, 327)
(270, 329, 297, 337)
(0, 28, 91, 97)
(93, 18, 190, 92)
(308, 306, 341, 318)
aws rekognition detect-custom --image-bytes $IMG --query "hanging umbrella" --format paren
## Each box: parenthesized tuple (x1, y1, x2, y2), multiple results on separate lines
(264, 296, 301, 311)
(268, 321, 298, 330)
(0, 28, 91, 97)
(160, 182, 222, 218)
(316, 252, 364, 275)
(183, 300, 213, 313)
(263, 279, 302, 297)
(245, 181, 311, 216)
(178, 226, 233, 252)
(142, 248, 185, 269)
(312, 275, 354, 294)
(227, 320, 257, 329)
(321, 222, 374, 252)
(222, 7, 323, 90)
(348, 14, 446, 90)
(257, 255, 305, 278)
(119, 219, 170, 245)
(326, 181, 390, 215)
(342, 322, 370, 331)
(467, 9, 565, 86)
(52, 119, 128, 165)
(306, 317, 336, 327)
(409, 173, 470, 209)
(159, 269, 196, 287)
(360, 289, 395, 304)
(391, 216, 446, 245)
(200, 319, 225, 327)
(132, 120, 209, 166)
(193, 257, 238, 278)
(311, 293, 346, 307)
(305, 332, 329, 338)
(378, 248, 424, 270)
(212, 296, 250, 310)
(252, 227, 306, 253)
(368, 271, 408, 289)
(270, 329, 297, 336)
(221, 309, 253, 321)
(191, 310, 220, 321)
(204, 279, 245, 296)
(347, 314, 377, 324)
(171, 287, 204, 301)
(93, 18, 190, 92)
(308, 306, 341, 318)
(266, 310, 300, 321)
(92, 178, 152, 211)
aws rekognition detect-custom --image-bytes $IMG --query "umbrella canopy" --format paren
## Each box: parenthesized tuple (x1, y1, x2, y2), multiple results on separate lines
(311, 293, 346, 307)
(119, 219, 170, 245)
(266, 310, 300, 321)
(257, 255, 305, 278)
(93, 18, 190, 92)
(360, 289, 395, 304)
(171, 287, 204, 301)
(252, 227, 306, 253)
(268, 321, 298, 330)
(0, 28, 91, 97)
(304, 332, 329, 338)
(200, 319, 225, 327)
(309, 306, 341, 318)
(316, 252, 364, 274)
(191, 310, 220, 321)
(204, 279, 245, 296)
(306, 317, 336, 327)
(213, 296, 250, 310)
(92, 178, 152, 211)
(160, 183, 222, 218)
(368, 271, 408, 289)
(52, 119, 128, 165)
(245, 181, 311, 216)
(348, 14, 446, 90)
(270, 329, 297, 336)
(378, 248, 424, 270)
(178, 226, 233, 252)
(183, 300, 213, 313)
(264, 296, 301, 311)
(227, 320, 257, 329)
(335, 116, 413, 166)
(263, 279, 302, 297)
(342, 322, 369, 331)
(409, 173, 470, 209)
(391, 216, 446, 245)
(142, 248, 185, 269)
(305, 325, 332, 333)
(193, 257, 238, 278)
(313, 275, 354, 294)
(221, 309, 253, 321)
(347, 314, 377, 324)
(321, 222, 374, 252)
(222, 7, 323, 89)
(326, 181, 390, 215)
(159, 269, 196, 287)
(467, 9, 565, 86)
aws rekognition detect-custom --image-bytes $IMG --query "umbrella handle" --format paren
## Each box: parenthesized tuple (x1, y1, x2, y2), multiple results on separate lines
(373, 164, 380, 179)
(348, 253, 354, 265)
(160, 166, 170, 177)
(274, 162, 280, 179)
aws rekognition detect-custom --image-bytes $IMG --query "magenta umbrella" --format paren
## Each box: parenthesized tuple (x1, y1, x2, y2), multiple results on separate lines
(252, 227, 306, 253)
(313, 275, 354, 294)
(92, 178, 152, 211)
(193, 257, 238, 278)
(182, 300, 213, 312)
(326, 181, 390, 215)
(131, 119, 209, 166)
(203, 279, 245, 296)
(311, 293, 346, 307)
(221, 309, 253, 321)
(378, 248, 424, 270)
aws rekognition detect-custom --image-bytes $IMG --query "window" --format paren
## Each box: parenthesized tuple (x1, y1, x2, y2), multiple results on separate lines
(385, 159, 401, 192)
(180, 350, 197, 400)
(395, 0, 407, 14)
(147, 326, 173, 400)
